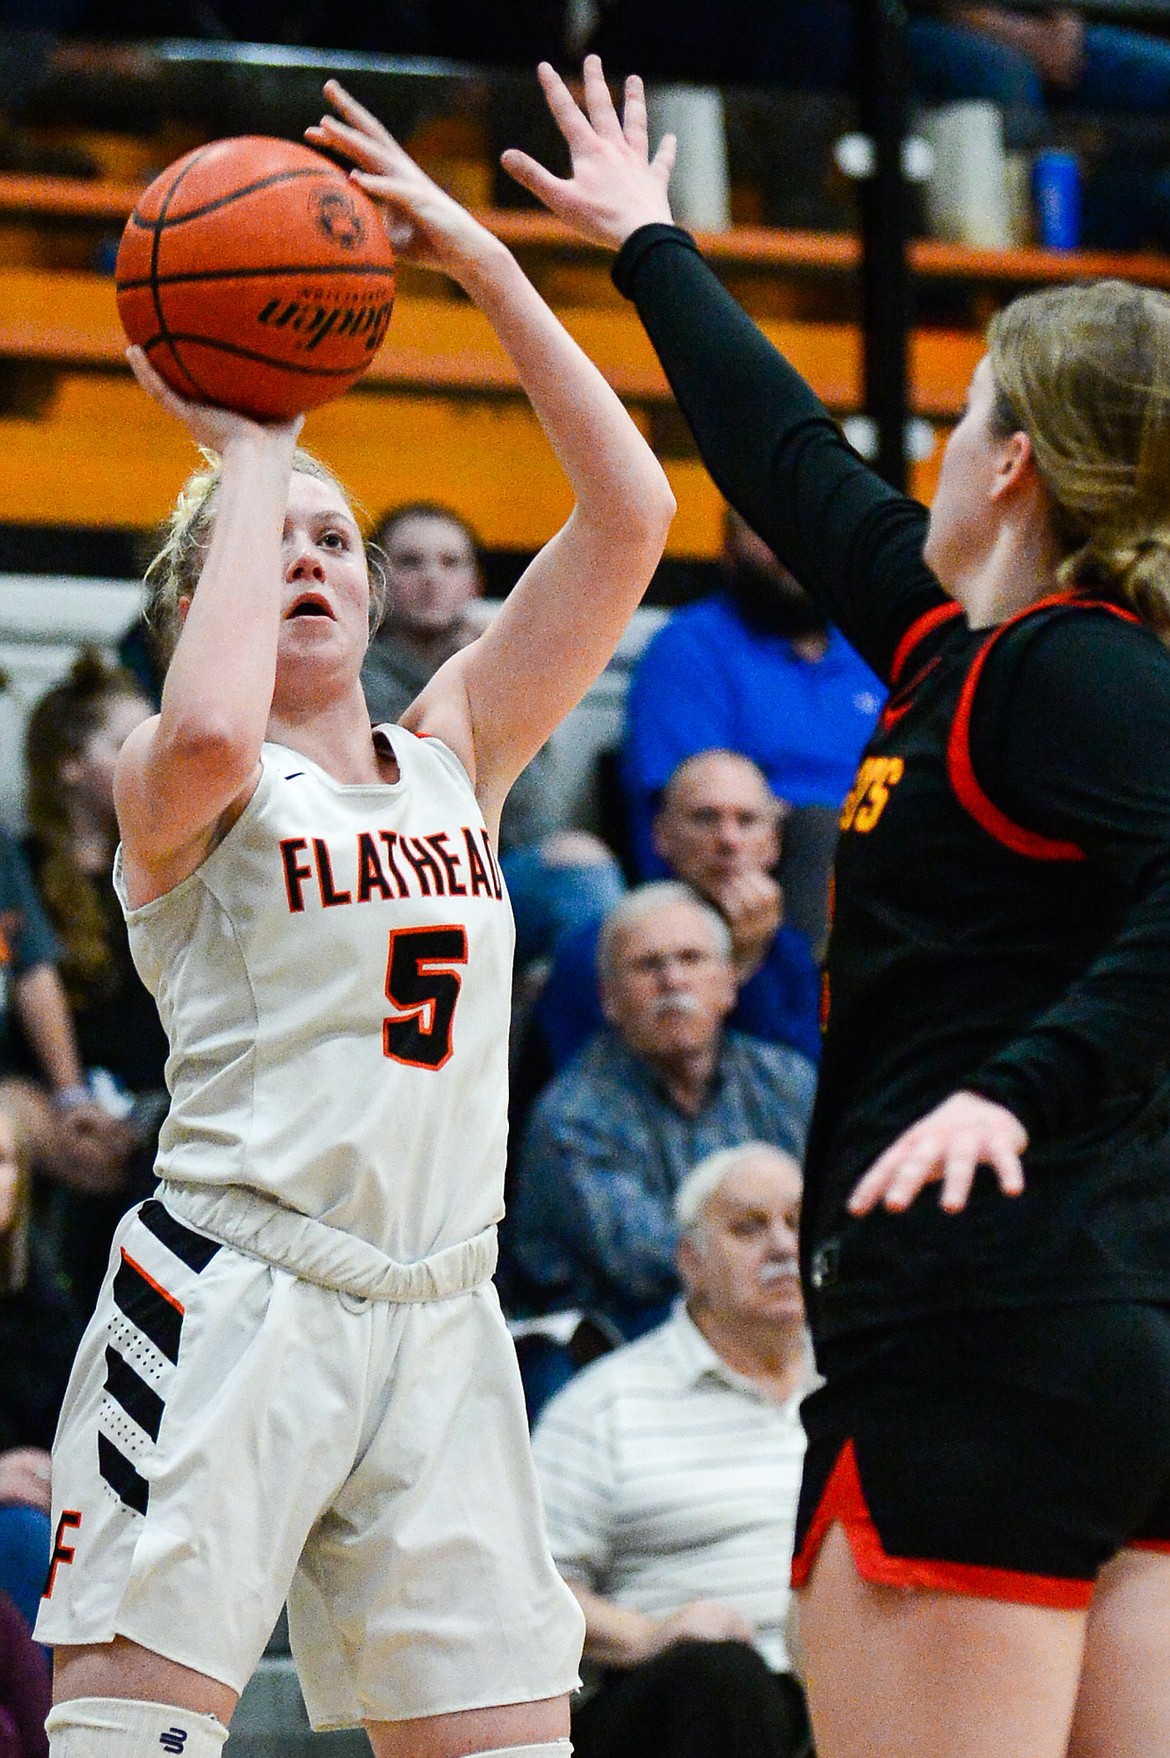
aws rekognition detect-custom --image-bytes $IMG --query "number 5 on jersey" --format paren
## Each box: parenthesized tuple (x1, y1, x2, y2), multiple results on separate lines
(383, 925, 468, 1070)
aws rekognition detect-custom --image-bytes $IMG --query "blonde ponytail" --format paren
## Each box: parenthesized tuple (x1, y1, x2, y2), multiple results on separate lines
(987, 279, 1170, 639)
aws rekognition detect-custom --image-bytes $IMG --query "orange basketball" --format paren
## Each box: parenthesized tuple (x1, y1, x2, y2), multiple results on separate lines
(116, 136, 397, 421)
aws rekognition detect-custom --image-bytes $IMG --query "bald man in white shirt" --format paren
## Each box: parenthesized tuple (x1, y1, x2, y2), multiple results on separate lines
(532, 1142, 814, 1758)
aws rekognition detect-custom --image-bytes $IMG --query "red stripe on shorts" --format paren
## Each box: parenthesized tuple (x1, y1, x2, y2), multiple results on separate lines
(120, 1249, 185, 1315)
(790, 1438, 1094, 1610)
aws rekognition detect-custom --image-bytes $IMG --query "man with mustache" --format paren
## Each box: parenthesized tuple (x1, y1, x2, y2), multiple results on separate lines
(511, 884, 814, 1337)
(532, 1143, 813, 1758)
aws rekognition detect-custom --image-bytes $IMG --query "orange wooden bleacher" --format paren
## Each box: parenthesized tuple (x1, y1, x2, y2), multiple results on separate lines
(8, 174, 1170, 292)
(3, 170, 1170, 551)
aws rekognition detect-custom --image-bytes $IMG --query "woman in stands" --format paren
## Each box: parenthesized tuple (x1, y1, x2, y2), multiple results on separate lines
(507, 55, 1170, 1758)
(36, 79, 673, 1758)
(24, 652, 164, 1315)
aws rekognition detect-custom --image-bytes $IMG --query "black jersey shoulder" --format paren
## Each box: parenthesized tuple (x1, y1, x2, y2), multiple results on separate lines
(966, 595, 1170, 862)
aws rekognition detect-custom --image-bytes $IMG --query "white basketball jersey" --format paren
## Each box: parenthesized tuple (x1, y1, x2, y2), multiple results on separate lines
(114, 728, 515, 1261)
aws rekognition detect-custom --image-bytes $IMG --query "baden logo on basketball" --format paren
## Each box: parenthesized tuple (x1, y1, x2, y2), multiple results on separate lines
(312, 187, 366, 249)
(159, 1730, 188, 1754)
(256, 290, 394, 354)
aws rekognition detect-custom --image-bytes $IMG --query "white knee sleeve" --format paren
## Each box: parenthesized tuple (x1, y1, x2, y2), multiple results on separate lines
(46, 1698, 229, 1758)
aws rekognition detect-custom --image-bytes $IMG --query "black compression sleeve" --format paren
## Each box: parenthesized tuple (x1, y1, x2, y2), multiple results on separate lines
(613, 224, 948, 681)
(965, 615, 1170, 1142)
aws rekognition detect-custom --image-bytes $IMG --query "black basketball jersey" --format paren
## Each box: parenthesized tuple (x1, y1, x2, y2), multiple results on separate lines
(612, 223, 1170, 1341)
(805, 596, 1170, 1338)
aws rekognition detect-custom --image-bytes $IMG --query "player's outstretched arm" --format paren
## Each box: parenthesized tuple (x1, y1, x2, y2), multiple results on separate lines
(115, 348, 303, 899)
(504, 57, 945, 687)
(309, 79, 675, 822)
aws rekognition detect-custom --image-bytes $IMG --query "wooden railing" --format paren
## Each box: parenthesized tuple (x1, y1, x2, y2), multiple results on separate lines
(6, 172, 1170, 288)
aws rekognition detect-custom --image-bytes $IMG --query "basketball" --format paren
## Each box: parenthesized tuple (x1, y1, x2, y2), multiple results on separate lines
(116, 135, 397, 421)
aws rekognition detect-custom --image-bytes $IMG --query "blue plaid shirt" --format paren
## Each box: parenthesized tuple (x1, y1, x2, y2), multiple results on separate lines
(511, 1028, 815, 1334)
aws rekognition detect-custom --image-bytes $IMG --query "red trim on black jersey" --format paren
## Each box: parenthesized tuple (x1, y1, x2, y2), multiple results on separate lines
(1130, 1537, 1170, 1554)
(946, 594, 1139, 863)
(879, 654, 943, 733)
(889, 600, 963, 686)
(790, 1439, 1095, 1609)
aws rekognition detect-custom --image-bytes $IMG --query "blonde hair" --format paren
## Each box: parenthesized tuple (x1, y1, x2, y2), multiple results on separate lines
(987, 280, 1170, 639)
(145, 446, 386, 662)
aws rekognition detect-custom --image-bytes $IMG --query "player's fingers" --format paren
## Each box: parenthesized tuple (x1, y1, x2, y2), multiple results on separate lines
(322, 79, 394, 146)
(349, 164, 433, 207)
(346, 174, 425, 250)
(500, 147, 571, 205)
(536, 60, 595, 151)
(582, 53, 625, 142)
(938, 1141, 979, 1213)
(622, 73, 649, 158)
(309, 115, 406, 176)
(847, 1151, 900, 1215)
(126, 345, 189, 416)
(985, 1138, 1027, 1198)
(882, 1139, 943, 1211)
(651, 132, 678, 185)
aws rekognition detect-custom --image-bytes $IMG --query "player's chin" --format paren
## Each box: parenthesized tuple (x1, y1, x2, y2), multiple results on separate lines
(279, 615, 346, 652)
(274, 627, 355, 690)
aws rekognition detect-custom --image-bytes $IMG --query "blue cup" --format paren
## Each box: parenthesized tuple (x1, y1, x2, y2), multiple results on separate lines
(1033, 149, 1081, 250)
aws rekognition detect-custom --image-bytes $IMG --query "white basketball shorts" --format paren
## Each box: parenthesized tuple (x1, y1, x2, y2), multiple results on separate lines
(35, 1198, 584, 1730)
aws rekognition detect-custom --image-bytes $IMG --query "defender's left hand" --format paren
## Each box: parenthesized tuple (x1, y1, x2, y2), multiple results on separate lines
(847, 1090, 1027, 1215)
(502, 57, 676, 248)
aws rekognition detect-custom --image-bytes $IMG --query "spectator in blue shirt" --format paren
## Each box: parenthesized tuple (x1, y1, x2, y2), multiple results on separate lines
(621, 512, 881, 879)
(534, 749, 820, 1072)
(510, 883, 815, 1338)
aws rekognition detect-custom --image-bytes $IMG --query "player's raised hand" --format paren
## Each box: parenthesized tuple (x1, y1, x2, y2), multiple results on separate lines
(847, 1090, 1028, 1216)
(126, 345, 303, 454)
(502, 56, 676, 248)
(308, 81, 498, 281)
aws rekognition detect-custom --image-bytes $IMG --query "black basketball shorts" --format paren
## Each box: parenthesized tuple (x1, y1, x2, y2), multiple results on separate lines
(792, 1303, 1170, 1608)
